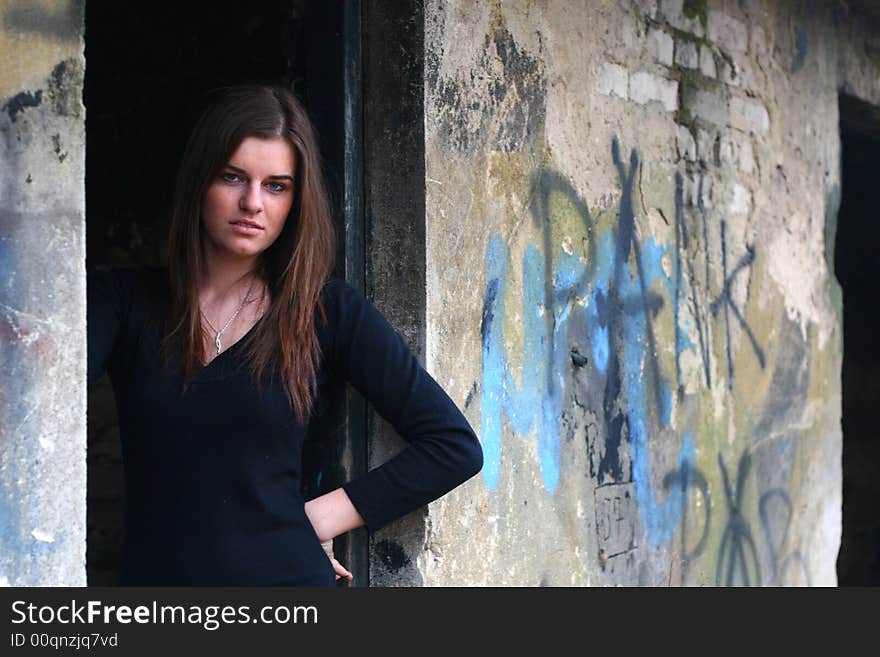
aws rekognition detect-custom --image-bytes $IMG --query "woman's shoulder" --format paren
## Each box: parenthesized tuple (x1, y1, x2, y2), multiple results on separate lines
(319, 276, 362, 316)
(316, 277, 374, 353)
(321, 276, 355, 297)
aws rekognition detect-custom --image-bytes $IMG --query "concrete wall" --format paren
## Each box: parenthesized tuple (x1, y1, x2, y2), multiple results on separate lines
(416, 0, 880, 586)
(0, 0, 86, 585)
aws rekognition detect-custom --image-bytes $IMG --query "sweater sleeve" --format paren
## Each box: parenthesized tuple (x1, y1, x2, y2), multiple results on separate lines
(324, 279, 483, 533)
(87, 268, 130, 385)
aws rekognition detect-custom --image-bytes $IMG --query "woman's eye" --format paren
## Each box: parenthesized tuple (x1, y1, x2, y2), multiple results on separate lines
(221, 172, 244, 183)
(265, 182, 287, 193)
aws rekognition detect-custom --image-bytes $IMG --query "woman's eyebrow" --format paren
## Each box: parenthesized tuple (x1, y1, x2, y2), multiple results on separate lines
(225, 163, 294, 181)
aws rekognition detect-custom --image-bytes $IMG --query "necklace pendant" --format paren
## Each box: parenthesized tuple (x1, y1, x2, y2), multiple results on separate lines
(215, 334, 222, 355)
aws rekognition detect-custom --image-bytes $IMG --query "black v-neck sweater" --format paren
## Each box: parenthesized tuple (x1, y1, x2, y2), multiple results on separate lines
(87, 267, 482, 586)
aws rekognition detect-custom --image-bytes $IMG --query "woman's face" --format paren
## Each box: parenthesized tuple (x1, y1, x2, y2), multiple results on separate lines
(201, 136, 296, 265)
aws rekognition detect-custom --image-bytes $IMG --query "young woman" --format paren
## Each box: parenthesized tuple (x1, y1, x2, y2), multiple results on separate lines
(87, 85, 483, 586)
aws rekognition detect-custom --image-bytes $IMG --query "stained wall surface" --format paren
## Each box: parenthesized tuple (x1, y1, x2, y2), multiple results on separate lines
(415, 0, 880, 586)
(0, 0, 86, 585)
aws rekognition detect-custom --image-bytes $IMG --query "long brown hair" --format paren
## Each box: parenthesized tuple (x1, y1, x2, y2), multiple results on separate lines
(164, 85, 336, 423)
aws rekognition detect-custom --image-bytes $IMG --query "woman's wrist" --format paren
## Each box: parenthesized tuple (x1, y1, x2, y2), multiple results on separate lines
(303, 498, 331, 542)
(304, 487, 366, 542)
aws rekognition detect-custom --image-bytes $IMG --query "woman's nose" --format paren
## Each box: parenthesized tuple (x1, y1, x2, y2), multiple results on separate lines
(239, 182, 263, 214)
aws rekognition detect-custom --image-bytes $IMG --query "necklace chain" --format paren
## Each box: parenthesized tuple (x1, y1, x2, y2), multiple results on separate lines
(200, 275, 257, 356)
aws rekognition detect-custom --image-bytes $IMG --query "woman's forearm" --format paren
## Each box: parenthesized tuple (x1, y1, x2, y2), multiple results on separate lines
(304, 487, 366, 542)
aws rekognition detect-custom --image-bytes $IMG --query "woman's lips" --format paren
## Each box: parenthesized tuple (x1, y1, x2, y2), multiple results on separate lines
(230, 220, 264, 235)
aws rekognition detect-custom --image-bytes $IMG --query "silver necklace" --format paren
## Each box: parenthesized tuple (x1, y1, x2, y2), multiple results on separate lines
(200, 275, 257, 356)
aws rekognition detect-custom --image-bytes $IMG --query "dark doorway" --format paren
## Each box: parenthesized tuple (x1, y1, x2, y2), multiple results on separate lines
(835, 94, 880, 586)
(84, 0, 365, 585)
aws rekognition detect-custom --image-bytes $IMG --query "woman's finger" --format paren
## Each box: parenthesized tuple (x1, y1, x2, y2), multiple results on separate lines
(330, 558, 353, 581)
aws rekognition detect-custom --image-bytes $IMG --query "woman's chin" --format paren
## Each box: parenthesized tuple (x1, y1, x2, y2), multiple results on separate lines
(211, 238, 267, 258)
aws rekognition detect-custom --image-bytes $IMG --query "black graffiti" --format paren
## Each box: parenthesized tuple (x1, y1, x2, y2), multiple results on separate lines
(530, 169, 596, 302)
(594, 483, 637, 559)
(480, 278, 500, 344)
(610, 139, 668, 410)
(710, 220, 765, 390)
(716, 453, 762, 586)
(673, 177, 765, 393)
(529, 166, 630, 484)
(530, 140, 706, 508)
(529, 169, 595, 410)
(463, 382, 478, 409)
(759, 489, 811, 586)
(606, 139, 666, 484)
(673, 172, 714, 391)
(662, 460, 711, 584)
(525, 143, 769, 583)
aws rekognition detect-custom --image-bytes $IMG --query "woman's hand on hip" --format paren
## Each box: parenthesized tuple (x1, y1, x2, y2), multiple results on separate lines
(321, 539, 353, 581)
(305, 489, 363, 582)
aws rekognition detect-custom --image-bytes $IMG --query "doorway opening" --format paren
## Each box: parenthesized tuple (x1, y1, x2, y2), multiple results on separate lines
(835, 93, 880, 586)
(84, 0, 364, 585)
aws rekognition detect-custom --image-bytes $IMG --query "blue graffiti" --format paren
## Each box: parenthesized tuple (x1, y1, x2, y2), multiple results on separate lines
(618, 232, 696, 542)
(608, 141, 694, 543)
(480, 140, 700, 549)
(481, 238, 561, 491)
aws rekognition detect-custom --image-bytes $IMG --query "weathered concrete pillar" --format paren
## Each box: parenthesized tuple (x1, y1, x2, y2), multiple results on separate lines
(362, 0, 428, 586)
(0, 0, 86, 586)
